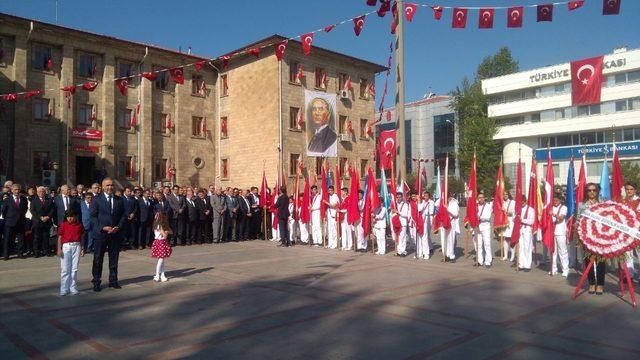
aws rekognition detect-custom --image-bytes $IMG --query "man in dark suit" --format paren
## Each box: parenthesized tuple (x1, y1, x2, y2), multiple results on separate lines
(153, 190, 171, 219)
(30, 186, 55, 257)
(122, 186, 139, 250)
(248, 187, 262, 239)
(236, 189, 251, 241)
(167, 185, 186, 246)
(137, 189, 154, 249)
(2, 184, 29, 259)
(89, 178, 126, 291)
(307, 97, 337, 154)
(54, 185, 80, 227)
(196, 189, 212, 243)
(184, 188, 199, 245)
(273, 186, 290, 247)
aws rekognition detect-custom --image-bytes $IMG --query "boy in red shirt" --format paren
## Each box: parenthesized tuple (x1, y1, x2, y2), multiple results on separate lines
(58, 210, 85, 296)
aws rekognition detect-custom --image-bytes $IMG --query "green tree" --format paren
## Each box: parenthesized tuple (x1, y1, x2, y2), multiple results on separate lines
(621, 161, 640, 188)
(452, 47, 519, 194)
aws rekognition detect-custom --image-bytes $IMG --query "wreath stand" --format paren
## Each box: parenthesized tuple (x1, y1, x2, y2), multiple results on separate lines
(572, 256, 637, 309)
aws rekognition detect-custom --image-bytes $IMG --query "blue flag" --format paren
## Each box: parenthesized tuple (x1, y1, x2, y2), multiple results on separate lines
(566, 156, 576, 218)
(380, 169, 391, 223)
(599, 157, 611, 201)
(434, 165, 441, 214)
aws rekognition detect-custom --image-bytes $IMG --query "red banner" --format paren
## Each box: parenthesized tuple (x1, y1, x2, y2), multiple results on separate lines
(71, 144, 100, 153)
(571, 56, 604, 106)
(377, 129, 396, 170)
(72, 127, 103, 140)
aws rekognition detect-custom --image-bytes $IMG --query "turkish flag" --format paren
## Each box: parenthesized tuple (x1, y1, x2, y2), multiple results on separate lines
(344, 76, 353, 91)
(141, 72, 157, 81)
(404, 3, 418, 22)
(537, 4, 553, 22)
(430, 6, 443, 20)
(130, 102, 140, 128)
(611, 145, 625, 201)
(541, 150, 555, 255)
(571, 56, 604, 106)
(509, 160, 522, 247)
(452, 8, 468, 29)
(347, 167, 360, 225)
(366, 0, 377, 6)
(2, 94, 17, 102)
(323, 24, 336, 32)
(296, 108, 303, 128)
(353, 15, 366, 36)
(129, 158, 135, 177)
(296, 64, 304, 81)
(82, 81, 98, 92)
(61, 85, 76, 94)
(115, 78, 129, 96)
(377, 0, 390, 17)
(507, 6, 524, 28)
(260, 170, 269, 208)
(568, 1, 584, 11)
(463, 153, 479, 228)
(248, 47, 260, 58)
(378, 129, 396, 170)
(166, 114, 174, 130)
(300, 33, 313, 56)
(169, 67, 184, 84)
(478, 8, 494, 29)
(194, 60, 206, 71)
(603, 0, 621, 15)
(220, 55, 230, 69)
(24, 90, 42, 99)
(274, 40, 287, 61)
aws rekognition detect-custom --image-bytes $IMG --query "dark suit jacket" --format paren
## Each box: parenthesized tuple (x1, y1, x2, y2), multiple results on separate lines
(89, 193, 126, 241)
(138, 197, 154, 225)
(153, 199, 172, 219)
(123, 196, 139, 221)
(195, 197, 209, 221)
(30, 196, 55, 228)
(307, 126, 337, 154)
(185, 198, 199, 222)
(273, 194, 290, 220)
(238, 196, 249, 217)
(2, 195, 28, 228)
(54, 195, 81, 226)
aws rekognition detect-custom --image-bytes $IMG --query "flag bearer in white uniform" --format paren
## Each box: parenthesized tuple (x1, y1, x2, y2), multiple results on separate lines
(325, 186, 340, 249)
(502, 191, 516, 261)
(339, 188, 352, 250)
(444, 194, 460, 261)
(355, 190, 367, 251)
(373, 204, 387, 255)
(298, 193, 309, 244)
(476, 193, 493, 267)
(287, 196, 297, 245)
(423, 191, 435, 253)
(552, 194, 569, 277)
(310, 185, 322, 246)
(416, 193, 431, 260)
(519, 196, 535, 271)
(392, 193, 411, 256)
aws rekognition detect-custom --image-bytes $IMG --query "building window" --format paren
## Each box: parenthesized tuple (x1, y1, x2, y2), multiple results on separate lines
(192, 116, 204, 137)
(434, 113, 455, 155)
(33, 151, 51, 174)
(154, 113, 168, 133)
(118, 156, 133, 179)
(359, 118, 368, 138)
(221, 74, 229, 96)
(34, 98, 50, 122)
(289, 61, 300, 83)
(339, 157, 348, 178)
(616, 100, 628, 112)
(315, 67, 326, 89)
(220, 116, 228, 138)
(192, 74, 205, 96)
(289, 107, 300, 129)
(315, 158, 323, 177)
(554, 83, 568, 94)
(33, 45, 52, 71)
(338, 73, 348, 91)
(118, 61, 134, 79)
(576, 104, 601, 117)
(338, 115, 348, 134)
(154, 158, 168, 181)
(221, 158, 229, 179)
(289, 153, 300, 176)
(556, 135, 571, 147)
(78, 104, 94, 127)
(530, 113, 541, 123)
(360, 159, 368, 178)
(78, 53, 97, 78)
(0, 37, 5, 64)
(154, 66, 169, 90)
(587, 161, 606, 178)
(623, 128, 634, 142)
(554, 109, 566, 120)
(359, 78, 369, 99)
(117, 108, 132, 130)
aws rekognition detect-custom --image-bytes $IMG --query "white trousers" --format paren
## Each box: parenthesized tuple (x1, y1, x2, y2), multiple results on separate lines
(553, 235, 569, 274)
(443, 229, 456, 260)
(288, 220, 297, 243)
(503, 237, 516, 261)
(625, 250, 636, 276)
(355, 221, 367, 250)
(271, 226, 280, 241)
(327, 216, 338, 249)
(397, 226, 408, 255)
(60, 242, 81, 295)
(341, 221, 353, 250)
(311, 216, 323, 245)
(375, 227, 386, 254)
(519, 229, 533, 269)
(416, 231, 430, 259)
(299, 222, 309, 243)
(477, 226, 492, 266)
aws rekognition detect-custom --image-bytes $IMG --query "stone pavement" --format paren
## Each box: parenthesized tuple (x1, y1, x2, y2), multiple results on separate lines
(1, 238, 639, 359)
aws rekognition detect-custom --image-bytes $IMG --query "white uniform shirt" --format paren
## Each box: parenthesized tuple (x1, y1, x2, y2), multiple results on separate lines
(552, 204, 568, 236)
(310, 194, 321, 217)
(396, 201, 410, 226)
(521, 205, 535, 228)
(374, 207, 387, 229)
(477, 201, 492, 231)
(328, 193, 340, 218)
(447, 198, 460, 233)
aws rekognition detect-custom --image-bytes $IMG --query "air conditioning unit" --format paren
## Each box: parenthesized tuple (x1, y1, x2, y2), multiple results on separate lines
(152, 181, 163, 189)
(42, 170, 56, 187)
(339, 133, 350, 142)
(162, 181, 174, 187)
(339, 90, 349, 99)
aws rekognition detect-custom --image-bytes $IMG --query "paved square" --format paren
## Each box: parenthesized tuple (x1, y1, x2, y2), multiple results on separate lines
(1, 240, 639, 359)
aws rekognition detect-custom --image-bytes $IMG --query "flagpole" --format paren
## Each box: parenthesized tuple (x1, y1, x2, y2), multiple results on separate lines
(396, 0, 407, 181)
(516, 146, 521, 273)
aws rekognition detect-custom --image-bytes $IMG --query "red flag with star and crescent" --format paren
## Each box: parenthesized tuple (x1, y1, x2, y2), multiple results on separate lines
(571, 56, 604, 106)
(169, 67, 184, 84)
(541, 150, 556, 255)
(452, 8, 468, 28)
(353, 15, 366, 36)
(507, 6, 523, 28)
(404, 3, 418, 22)
(431, 6, 443, 20)
(274, 40, 287, 61)
(301, 33, 313, 56)
(603, 0, 621, 15)
(537, 4, 554, 22)
(115, 78, 129, 96)
(378, 130, 396, 170)
(478, 8, 494, 29)
(568, 1, 585, 11)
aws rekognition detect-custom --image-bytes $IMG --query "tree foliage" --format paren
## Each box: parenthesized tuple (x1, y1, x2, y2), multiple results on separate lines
(451, 47, 519, 194)
(621, 161, 640, 188)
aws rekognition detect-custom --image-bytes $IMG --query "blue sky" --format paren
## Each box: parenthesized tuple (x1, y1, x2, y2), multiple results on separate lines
(2, 0, 639, 106)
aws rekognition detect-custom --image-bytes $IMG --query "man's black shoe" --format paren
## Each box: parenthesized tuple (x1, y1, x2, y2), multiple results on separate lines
(93, 284, 101, 292)
(109, 283, 122, 289)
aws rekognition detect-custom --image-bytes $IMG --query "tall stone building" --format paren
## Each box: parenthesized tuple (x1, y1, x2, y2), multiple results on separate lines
(0, 14, 384, 189)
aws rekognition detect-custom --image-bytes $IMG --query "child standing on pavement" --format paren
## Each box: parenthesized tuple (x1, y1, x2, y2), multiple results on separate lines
(57, 210, 85, 296)
(151, 212, 172, 282)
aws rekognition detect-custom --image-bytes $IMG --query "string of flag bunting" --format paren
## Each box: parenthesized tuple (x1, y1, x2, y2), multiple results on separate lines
(0, 0, 623, 101)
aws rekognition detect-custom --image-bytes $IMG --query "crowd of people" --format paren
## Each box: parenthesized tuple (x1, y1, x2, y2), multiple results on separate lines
(1, 177, 638, 297)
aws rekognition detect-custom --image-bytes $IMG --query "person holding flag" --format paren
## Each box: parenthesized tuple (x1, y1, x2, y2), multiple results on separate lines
(415, 191, 432, 260)
(287, 195, 297, 245)
(373, 202, 387, 255)
(324, 186, 340, 249)
(355, 190, 367, 251)
(622, 182, 639, 280)
(444, 192, 460, 262)
(519, 195, 536, 271)
(338, 187, 353, 251)
(410, 193, 425, 259)
(309, 185, 323, 246)
(476, 192, 493, 268)
(422, 190, 435, 255)
(390, 192, 410, 256)
(551, 193, 569, 277)
(502, 191, 516, 262)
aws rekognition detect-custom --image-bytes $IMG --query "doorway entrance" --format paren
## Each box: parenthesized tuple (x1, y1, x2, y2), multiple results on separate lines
(75, 156, 96, 186)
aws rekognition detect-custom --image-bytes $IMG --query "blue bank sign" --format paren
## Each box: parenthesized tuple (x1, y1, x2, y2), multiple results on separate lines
(535, 141, 640, 161)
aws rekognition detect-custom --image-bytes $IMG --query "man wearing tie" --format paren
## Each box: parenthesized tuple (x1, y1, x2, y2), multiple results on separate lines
(89, 178, 126, 291)
(30, 186, 55, 257)
(137, 189, 154, 249)
(211, 187, 226, 243)
(184, 188, 199, 245)
(2, 184, 28, 260)
(55, 185, 80, 228)
(167, 185, 186, 246)
(122, 187, 139, 250)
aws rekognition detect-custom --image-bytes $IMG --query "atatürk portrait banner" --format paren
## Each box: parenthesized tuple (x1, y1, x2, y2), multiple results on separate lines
(305, 89, 337, 158)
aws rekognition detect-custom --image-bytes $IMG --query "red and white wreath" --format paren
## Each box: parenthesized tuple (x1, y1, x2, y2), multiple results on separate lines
(578, 201, 640, 259)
